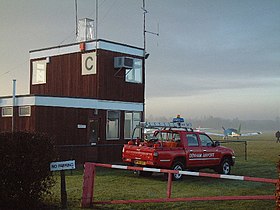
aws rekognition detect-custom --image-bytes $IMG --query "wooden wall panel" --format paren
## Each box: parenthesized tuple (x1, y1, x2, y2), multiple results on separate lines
(33, 106, 89, 145)
(0, 107, 36, 132)
(0, 116, 12, 132)
(30, 53, 98, 98)
(56, 147, 99, 164)
(30, 49, 144, 103)
(98, 50, 144, 103)
(0, 105, 128, 163)
(32, 107, 124, 143)
(32, 106, 127, 163)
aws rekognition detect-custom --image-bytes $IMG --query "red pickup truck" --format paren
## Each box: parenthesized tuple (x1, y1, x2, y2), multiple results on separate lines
(122, 122, 235, 180)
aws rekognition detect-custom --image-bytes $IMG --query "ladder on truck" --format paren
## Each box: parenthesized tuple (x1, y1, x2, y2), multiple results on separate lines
(139, 121, 192, 130)
(131, 121, 193, 140)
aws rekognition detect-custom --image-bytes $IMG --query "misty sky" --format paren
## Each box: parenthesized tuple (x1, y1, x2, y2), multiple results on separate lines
(0, 0, 279, 120)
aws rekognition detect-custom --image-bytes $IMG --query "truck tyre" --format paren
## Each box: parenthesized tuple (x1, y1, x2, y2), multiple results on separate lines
(171, 161, 184, 181)
(217, 158, 231, 175)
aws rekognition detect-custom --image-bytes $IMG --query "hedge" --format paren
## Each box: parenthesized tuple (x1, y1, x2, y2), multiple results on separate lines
(0, 131, 56, 209)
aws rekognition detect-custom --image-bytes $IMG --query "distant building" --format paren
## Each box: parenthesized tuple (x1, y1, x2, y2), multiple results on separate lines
(0, 39, 145, 163)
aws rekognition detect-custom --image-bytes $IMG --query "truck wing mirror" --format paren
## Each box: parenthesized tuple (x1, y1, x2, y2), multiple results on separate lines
(214, 141, 220, 147)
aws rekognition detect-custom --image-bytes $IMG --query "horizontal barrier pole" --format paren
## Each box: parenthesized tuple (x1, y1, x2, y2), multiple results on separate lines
(82, 162, 278, 208)
(92, 163, 277, 184)
(93, 195, 275, 205)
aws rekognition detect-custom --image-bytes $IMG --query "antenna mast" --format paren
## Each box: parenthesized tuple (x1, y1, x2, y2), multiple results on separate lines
(143, 0, 147, 57)
(95, 0, 98, 40)
(142, 0, 159, 121)
(142, 0, 159, 58)
(75, 0, 78, 37)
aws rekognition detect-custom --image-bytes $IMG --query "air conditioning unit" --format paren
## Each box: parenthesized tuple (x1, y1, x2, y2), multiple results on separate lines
(114, 57, 134, 69)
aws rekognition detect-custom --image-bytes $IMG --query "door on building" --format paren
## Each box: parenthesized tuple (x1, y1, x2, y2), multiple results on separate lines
(88, 119, 100, 145)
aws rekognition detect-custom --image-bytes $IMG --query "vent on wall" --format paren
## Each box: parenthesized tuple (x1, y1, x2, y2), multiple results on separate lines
(114, 57, 134, 69)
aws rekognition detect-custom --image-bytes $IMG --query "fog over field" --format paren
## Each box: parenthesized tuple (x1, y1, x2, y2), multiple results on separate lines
(146, 115, 280, 132)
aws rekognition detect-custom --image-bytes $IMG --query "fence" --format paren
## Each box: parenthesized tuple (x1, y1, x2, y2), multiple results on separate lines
(220, 140, 247, 160)
(81, 162, 278, 208)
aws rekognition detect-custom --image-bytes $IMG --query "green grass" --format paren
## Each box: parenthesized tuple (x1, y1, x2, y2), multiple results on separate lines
(45, 132, 280, 209)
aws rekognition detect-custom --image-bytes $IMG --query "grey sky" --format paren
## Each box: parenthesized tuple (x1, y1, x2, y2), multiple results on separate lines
(0, 0, 279, 120)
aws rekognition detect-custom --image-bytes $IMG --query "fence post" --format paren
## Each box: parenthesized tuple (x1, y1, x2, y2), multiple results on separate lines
(245, 141, 248, 161)
(167, 173, 173, 198)
(60, 170, 67, 209)
(81, 162, 96, 208)
(276, 159, 280, 209)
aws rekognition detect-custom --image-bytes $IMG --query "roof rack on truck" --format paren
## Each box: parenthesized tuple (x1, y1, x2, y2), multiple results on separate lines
(137, 121, 193, 131)
(130, 116, 193, 139)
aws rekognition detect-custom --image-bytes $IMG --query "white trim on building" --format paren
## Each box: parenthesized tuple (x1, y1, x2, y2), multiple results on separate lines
(30, 39, 144, 60)
(0, 95, 143, 112)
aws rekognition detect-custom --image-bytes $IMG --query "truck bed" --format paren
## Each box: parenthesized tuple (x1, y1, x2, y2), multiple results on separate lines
(122, 142, 184, 167)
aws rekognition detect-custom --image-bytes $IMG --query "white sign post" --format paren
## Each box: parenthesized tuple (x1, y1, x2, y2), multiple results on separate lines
(50, 160, 76, 209)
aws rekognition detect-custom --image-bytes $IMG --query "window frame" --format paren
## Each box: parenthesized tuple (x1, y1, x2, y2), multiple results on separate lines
(106, 110, 120, 140)
(199, 134, 214, 147)
(32, 59, 47, 85)
(124, 111, 142, 139)
(19, 106, 31, 117)
(125, 58, 142, 84)
(186, 134, 199, 147)
(1, 107, 13, 117)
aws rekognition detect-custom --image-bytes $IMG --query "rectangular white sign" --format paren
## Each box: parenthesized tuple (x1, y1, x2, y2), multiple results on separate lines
(77, 124, 87, 129)
(50, 160, 76, 171)
(82, 52, 96, 75)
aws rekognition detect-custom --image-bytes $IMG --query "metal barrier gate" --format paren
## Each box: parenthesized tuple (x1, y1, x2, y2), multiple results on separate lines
(81, 162, 278, 208)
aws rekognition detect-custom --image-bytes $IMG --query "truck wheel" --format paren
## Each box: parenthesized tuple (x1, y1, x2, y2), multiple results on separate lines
(171, 162, 184, 181)
(217, 158, 231, 175)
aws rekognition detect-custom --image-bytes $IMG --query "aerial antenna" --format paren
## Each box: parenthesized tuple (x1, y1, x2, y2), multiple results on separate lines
(142, 0, 159, 59)
(75, 0, 78, 37)
(142, 0, 159, 121)
(95, 0, 98, 40)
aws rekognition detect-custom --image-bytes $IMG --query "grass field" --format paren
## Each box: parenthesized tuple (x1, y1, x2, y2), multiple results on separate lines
(46, 132, 280, 209)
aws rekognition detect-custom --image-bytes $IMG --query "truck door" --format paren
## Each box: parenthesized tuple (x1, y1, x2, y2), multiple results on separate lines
(198, 134, 220, 166)
(186, 134, 203, 167)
